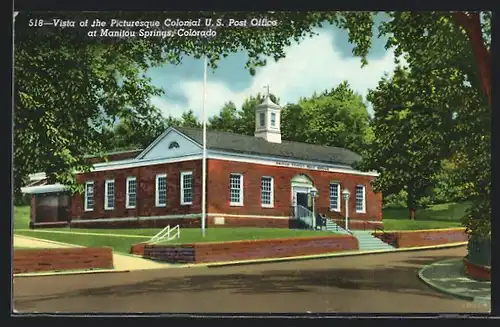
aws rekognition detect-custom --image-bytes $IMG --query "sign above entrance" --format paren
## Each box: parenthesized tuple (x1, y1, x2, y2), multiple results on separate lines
(275, 161, 335, 172)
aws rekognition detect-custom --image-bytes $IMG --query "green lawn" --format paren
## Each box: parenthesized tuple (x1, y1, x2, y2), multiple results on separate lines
(381, 201, 469, 231)
(13, 206, 30, 229)
(157, 228, 334, 245)
(14, 230, 151, 254)
(15, 228, 334, 254)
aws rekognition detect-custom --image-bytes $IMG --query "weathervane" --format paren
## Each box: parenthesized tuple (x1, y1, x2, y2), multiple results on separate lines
(263, 84, 270, 98)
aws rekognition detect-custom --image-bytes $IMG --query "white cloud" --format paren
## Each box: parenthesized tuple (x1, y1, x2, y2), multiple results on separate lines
(152, 29, 401, 119)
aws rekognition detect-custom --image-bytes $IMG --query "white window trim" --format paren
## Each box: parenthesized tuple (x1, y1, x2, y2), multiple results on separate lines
(330, 182, 341, 212)
(104, 179, 115, 210)
(356, 184, 366, 213)
(155, 173, 167, 207)
(230, 173, 244, 206)
(126, 177, 137, 209)
(270, 113, 276, 127)
(259, 113, 265, 127)
(261, 176, 274, 208)
(180, 171, 193, 205)
(84, 181, 94, 212)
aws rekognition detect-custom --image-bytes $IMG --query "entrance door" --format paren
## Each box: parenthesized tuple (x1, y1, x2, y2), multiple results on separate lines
(293, 186, 311, 218)
(296, 192, 309, 208)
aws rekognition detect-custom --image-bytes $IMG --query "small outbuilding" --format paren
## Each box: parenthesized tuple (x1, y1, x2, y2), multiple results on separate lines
(20, 184, 71, 228)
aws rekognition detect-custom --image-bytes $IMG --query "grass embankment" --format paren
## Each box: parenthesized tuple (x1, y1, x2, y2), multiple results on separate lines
(382, 202, 469, 231)
(13, 206, 334, 253)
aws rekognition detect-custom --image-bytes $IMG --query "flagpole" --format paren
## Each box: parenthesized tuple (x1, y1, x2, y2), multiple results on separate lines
(201, 56, 208, 237)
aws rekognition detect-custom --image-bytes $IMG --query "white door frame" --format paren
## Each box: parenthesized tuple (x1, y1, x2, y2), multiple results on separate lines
(292, 185, 311, 217)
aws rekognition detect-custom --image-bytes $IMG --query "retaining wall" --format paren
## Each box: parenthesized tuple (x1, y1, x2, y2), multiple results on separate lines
(14, 247, 114, 274)
(463, 258, 491, 281)
(135, 235, 359, 264)
(373, 228, 467, 248)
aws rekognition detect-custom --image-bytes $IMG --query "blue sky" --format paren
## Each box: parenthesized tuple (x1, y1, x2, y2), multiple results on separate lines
(147, 14, 402, 119)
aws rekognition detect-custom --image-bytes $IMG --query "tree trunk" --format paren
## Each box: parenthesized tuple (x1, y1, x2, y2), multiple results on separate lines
(453, 12, 491, 106)
(407, 190, 417, 220)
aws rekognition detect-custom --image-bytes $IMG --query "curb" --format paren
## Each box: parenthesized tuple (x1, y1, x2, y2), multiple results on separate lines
(417, 259, 491, 303)
(203, 242, 468, 268)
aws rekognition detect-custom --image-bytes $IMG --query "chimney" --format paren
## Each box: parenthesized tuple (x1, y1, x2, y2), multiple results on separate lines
(254, 95, 282, 143)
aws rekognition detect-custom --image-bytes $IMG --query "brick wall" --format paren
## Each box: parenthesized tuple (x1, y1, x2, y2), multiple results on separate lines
(69, 157, 381, 229)
(13, 247, 114, 274)
(72, 218, 201, 229)
(71, 160, 202, 220)
(142, 235, 359, 264)
(207, 159, 382, 222)
(72, 216, 294, 229)
(206, 216, 291, 228)
(373, 228, 468, 248)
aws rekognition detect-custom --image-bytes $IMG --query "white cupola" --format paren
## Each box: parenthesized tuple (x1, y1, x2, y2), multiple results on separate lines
(254, 89, 282, 144)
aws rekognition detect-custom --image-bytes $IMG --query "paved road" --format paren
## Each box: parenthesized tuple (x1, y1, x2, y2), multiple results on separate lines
(13, 246, 490, 313)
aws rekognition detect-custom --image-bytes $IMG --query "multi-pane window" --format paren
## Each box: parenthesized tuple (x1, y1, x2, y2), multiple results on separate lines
(259, 113, 265, 127)
(84, 181, 94, 211)
(104, 180, 115, 210)
(261, 176, 274, 207)
(181, 171, 193, 205)
(230, 173, 244, 206)
(126, 177, 137, 209)
(330, 182, 340, 211)
(355, 185, 366, 213)
(155, 174, 167, 207)
(270, 112, 276, 127)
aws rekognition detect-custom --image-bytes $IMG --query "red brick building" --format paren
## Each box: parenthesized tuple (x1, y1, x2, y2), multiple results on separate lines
(22, 96, 382, 230)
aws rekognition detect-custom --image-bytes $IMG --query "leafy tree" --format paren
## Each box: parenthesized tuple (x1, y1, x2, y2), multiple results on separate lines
(105, 114, 167, 151)
(343, 11, 490, 235)
(165, 116, 183, 128)
(180, 110, 202, 128)
(102, 112, 198, 152)
(208, 102, 238, 133)
(281, 82, 371, 153)
(429, 159, 468, 204)
(359, 67, 457, 219)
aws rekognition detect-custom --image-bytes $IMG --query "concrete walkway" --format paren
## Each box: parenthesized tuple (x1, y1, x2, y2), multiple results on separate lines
(13, 234, 175, 273)
(418, 259, 491, 305)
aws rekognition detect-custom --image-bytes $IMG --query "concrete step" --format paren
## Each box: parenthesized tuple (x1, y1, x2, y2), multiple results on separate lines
(359, 246, 394, 251)
(351, 230, 395, 250)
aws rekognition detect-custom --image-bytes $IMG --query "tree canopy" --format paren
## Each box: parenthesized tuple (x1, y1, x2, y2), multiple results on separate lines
(358, 67, 457, 218)
(281, 82, 371, 153)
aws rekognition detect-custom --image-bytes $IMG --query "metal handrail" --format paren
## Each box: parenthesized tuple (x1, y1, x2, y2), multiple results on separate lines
(316, 207, 353, 234)
(149, 224, 180, 244)
(363, 220, 385, 234)
(292, 205, 314, 229)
